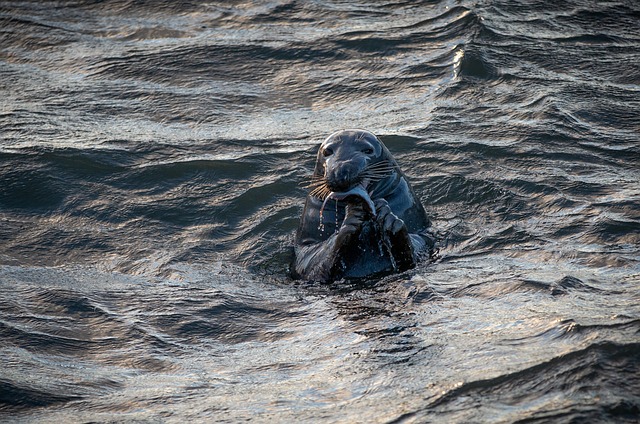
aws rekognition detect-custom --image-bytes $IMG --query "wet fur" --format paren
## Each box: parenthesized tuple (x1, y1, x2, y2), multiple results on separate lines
(293, 129, 433, 282)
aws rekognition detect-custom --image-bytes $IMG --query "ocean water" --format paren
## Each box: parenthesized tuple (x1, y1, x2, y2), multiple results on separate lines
(1, 0, 639, 422)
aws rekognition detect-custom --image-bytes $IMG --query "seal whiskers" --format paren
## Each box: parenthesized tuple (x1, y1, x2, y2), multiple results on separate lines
(360, 160, 394, 182)
(305, 160, 394, 201)
(305, 176, 332, 200)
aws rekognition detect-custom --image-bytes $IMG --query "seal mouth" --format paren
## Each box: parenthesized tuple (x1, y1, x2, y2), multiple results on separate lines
(306, 160, 394, 202)
(320, 184, 376, 217)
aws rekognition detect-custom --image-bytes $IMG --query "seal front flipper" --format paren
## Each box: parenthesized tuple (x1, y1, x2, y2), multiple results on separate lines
(293, 203, 365, 282)
(374, 198, 416, 271)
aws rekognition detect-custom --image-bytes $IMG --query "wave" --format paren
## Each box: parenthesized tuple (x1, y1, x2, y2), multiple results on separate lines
(392, 341, 640, 423)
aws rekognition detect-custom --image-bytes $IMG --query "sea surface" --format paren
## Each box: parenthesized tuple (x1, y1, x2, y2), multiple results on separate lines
(1, 0, 639, 422)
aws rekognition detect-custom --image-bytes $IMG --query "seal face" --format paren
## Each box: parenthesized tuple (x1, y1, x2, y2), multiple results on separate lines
(293, 129, 433, 282)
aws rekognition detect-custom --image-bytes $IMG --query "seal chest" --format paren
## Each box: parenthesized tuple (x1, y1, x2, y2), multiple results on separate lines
(293, 129, 433, 282)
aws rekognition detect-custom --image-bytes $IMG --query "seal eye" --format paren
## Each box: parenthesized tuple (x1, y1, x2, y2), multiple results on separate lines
(323, 148, 333, 157)
(363, 148, 374, 155)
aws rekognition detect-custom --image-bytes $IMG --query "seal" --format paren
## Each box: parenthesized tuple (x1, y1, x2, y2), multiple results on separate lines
(293, 129, 434, 282)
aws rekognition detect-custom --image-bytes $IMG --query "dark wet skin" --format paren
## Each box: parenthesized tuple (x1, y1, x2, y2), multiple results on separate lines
(294, 129, 433, 282)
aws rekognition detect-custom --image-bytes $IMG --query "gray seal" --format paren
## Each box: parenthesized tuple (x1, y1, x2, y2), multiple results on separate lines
(293, 129, 433, 282)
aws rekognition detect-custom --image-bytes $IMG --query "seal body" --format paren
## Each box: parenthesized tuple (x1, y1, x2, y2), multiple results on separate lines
(293, 129, 433, 282)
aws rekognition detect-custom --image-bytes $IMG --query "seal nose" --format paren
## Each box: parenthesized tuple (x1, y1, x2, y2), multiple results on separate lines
(327, 160, 359, 192)
(333, 175, 351, 191)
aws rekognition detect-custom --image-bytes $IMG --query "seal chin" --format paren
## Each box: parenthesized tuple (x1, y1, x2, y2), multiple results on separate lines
(320, 184, 376, 217)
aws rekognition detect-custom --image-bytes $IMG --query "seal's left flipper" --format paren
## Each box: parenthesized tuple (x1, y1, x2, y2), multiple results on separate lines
(293, 202, 366, 281)
(374, 199, 416, 271)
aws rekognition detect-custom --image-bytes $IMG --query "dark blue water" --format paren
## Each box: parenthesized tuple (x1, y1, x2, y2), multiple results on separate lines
(1, 1, 639, 422)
